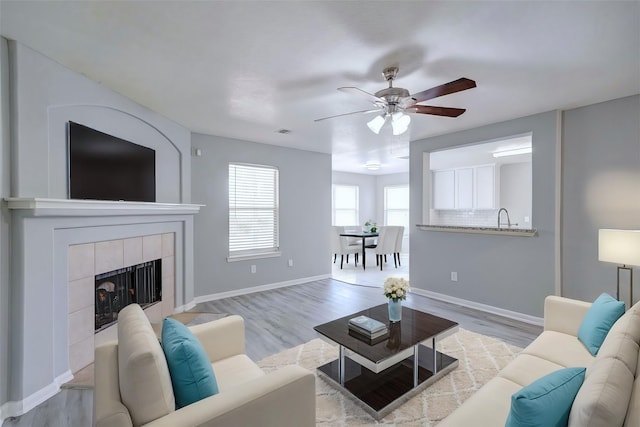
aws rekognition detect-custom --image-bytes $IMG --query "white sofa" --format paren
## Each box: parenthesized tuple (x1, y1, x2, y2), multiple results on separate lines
(439, 296, 640, 426)
(95, 305, 316, 427)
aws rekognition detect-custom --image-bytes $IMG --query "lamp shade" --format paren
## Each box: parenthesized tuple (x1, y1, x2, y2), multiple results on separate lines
(598, 229, 640, 266)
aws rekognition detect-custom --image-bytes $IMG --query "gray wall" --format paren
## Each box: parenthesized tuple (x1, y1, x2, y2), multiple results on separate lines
(500, 162, 532, 227)
(191, 133, 331, 297)
(562, 95, 640, 302)
(1, 40, 194, 417)
(0, 37, 11, 415)
(410, 111, 560, 317)
(332, 171, 376, 224)
(8, 41, 191, 203)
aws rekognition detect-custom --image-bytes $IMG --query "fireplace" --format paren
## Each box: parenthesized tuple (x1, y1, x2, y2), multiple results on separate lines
(95, 259, 162, 331)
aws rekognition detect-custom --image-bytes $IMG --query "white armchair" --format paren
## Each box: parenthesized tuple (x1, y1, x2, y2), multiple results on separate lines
(95, 305, 315, 427)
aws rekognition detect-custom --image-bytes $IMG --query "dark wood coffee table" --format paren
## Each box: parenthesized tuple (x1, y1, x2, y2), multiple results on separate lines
(314, 304, 459, 419)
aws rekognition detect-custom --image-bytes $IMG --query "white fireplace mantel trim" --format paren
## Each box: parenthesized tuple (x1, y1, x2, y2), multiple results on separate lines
(4, 197, 203, 216)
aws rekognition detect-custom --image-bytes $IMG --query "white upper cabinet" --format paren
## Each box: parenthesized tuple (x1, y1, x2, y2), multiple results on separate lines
(432, 169, 455, 210)
(432, 164, 497, 210)
(474, 165, 497, 210)
(455, 168, 474, 209)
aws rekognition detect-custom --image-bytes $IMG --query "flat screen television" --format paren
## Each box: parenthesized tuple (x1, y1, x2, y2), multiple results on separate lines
(68, 121, 156, 202)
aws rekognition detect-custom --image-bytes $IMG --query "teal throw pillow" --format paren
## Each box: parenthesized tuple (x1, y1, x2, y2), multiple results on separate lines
(161, 318, 219, 408)
(577, 293, 625, 355)
(505, 367, 586, 427)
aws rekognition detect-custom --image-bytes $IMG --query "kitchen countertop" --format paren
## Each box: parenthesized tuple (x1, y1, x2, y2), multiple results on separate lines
(416, 224, 537, 237)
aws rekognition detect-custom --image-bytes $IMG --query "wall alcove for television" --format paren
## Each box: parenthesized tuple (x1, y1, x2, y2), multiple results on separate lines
(68, 121, 156, 202)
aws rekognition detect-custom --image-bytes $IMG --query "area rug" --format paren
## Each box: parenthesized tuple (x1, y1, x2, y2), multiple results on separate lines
(257, 328, 522, 426)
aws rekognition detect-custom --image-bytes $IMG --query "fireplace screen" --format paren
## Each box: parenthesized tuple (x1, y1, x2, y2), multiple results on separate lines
(95, 259, 162, 331)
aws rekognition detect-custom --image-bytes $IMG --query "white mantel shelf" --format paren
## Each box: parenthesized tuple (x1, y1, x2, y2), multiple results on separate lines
(4, 198, 203, 217)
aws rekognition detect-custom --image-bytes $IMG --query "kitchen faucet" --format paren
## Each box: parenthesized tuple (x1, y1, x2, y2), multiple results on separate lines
(497, 208, 511, 228)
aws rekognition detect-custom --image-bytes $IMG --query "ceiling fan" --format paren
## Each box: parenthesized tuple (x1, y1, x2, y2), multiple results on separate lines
(315, 67, 476, 135)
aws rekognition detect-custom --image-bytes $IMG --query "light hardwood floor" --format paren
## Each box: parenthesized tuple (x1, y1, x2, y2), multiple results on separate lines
(2, 260, 542, 426)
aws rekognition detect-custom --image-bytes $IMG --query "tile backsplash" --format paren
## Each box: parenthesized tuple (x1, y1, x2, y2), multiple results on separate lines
(430, 209, 499, 227)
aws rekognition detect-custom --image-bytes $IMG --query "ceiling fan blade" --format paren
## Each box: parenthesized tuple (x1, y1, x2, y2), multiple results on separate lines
(409, 78, 476, 104)
(338, 87, 386, 105)
(314, 108, 383, 122)
(409, 105, 467, 117)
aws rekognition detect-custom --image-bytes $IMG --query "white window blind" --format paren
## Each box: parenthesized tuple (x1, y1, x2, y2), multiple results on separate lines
(229, 163, 279, 259)
(332, 185, 359, 226)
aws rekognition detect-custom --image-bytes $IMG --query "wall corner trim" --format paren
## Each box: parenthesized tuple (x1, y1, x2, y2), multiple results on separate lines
(0, 370, 73, 422)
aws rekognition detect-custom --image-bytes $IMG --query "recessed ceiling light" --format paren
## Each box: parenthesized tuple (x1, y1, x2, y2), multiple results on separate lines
(365, 162, 381, 170)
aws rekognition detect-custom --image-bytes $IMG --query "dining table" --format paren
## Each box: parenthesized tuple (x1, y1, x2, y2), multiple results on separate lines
(339, 231, 379, 270)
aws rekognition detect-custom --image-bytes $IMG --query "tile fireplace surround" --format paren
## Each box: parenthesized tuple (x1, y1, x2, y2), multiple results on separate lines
(68, 232, 175, 373)
(5, 198, 202, 418)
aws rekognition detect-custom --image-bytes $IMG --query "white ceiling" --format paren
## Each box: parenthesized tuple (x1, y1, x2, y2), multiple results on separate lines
(1, 1, 639, 175)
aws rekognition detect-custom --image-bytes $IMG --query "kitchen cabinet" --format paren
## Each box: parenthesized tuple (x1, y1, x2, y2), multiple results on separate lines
(432, 169, 455, 209)
(455, 168, 473, 209)
(432, 164, 497, 210)
(474, 165, 497, 209)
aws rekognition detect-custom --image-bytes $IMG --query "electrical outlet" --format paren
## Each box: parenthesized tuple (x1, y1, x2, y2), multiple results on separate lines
(251, 265, 256, 274)
(451, 272, 458, 282)
(524, 216, 530, 223)
(288, 259, 293, 267)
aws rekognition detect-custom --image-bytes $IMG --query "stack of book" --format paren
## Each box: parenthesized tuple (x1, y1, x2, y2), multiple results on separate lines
(348, 315, 389, 344)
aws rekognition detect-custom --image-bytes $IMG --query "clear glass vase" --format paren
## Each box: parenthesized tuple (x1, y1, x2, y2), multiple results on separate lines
(388, 299, 402, 322)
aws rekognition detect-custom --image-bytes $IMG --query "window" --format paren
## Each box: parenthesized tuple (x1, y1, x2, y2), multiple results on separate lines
(228, 163, 279, 260)
(332, 185, 359, 226)
(384, 185, 409, 234)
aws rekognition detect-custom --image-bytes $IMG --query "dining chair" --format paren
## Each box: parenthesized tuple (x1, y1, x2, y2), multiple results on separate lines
(394, 226, 405, 267)
(366, 226, 400, 270)
(331, 226, 360, 269)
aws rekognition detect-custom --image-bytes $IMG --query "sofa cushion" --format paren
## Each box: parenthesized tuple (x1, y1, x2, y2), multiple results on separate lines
(569, 358, 634, 427)
(522, 330, 595, 368)
(624, 352, 640, 427)
(596, 305, 640, 373)
(570, 302, 640, 427)
(437, 377, 522, 427)
(506, 367, 586, 427)
(162, 318, 219, 408)
(578, 293, 625, 356)
(498, 353, 565, 387)
(117, 304, 175, 426)
(211, 354, 265, 392)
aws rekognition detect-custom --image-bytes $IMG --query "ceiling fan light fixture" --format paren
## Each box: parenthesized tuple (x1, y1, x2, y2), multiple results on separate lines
(365, 162, 381, 171)
(391, 112, 411, 136)
(367, 115, 387, 134)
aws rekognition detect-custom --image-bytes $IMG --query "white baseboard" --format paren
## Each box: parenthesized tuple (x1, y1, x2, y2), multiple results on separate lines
(412, 288, 544, 326)
(0, 370, 73, 422)
(193, 274, 332, 304)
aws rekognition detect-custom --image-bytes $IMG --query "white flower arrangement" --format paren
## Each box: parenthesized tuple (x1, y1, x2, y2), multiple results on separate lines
(383, 277, 410, 302)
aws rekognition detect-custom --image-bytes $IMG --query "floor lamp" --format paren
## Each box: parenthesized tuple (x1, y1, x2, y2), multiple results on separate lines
(598, 229, 640, 309)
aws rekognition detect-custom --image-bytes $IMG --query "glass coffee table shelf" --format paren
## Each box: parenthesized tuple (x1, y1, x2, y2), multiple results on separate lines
(314, 304, 459, 420)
